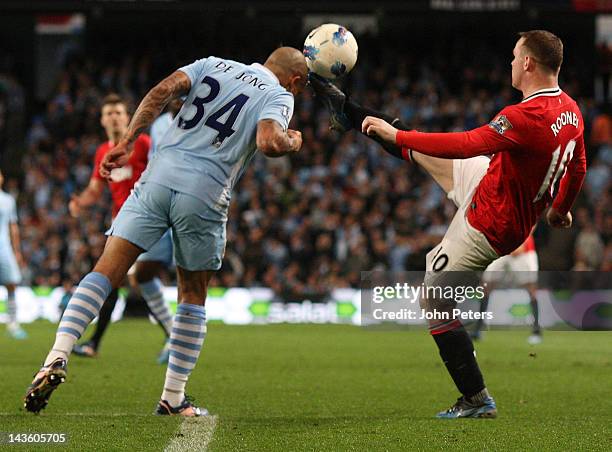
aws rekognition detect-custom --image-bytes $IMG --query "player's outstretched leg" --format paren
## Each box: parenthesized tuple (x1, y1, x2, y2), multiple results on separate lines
(24, 236, 141, 413)
(309, 72, 406, 132)
(73, 288, 119, 358)
(308, 73, 422, 162)
(431, 322, 497, 419)
(309, 73, 457, 196)
(156, 267, 211, 417)
(307, 73, 351, 131)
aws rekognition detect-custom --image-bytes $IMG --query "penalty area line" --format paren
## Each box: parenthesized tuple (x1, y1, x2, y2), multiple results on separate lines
(165, 415, 218, 452)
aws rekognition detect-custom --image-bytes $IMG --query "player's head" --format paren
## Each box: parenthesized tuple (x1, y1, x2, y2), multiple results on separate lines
(264, 47, 309, 96)
(100, 93, 130, 138)
(511, 30, 563, 90)
(0, 169, 4, 187)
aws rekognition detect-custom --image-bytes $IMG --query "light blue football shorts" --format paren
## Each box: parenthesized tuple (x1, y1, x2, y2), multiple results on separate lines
(0, 248, 21, 285)
(136, 229, 173, 266)
(107, 182, 226, 271)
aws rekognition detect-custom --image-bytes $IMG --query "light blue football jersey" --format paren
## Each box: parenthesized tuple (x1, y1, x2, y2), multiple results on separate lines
(0, 191, 17, 250)
(149, 111, 173, 158)
(141, 56, 295, 220)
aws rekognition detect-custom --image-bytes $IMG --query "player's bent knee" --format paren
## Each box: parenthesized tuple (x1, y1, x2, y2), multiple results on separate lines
(94, 236, 143, 288)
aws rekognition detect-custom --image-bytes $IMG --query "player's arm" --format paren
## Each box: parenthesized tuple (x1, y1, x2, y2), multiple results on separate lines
(362, 112, 521, 159)
(100, 71, 191, 177)
(257, 90, 300, 157)
(69, 178, 105, 217)
(124, 72, 190, 145)
(547, 134, 587, 228)
(256, 120, 302, 157)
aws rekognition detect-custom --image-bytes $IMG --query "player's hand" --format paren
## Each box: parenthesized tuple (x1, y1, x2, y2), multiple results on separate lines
(100, 139, 131, 179)
(287, 129, 303, 153)
(546, 208, 572, 228)
(362, 116, 398, 144)
(68, 195, 81, 218)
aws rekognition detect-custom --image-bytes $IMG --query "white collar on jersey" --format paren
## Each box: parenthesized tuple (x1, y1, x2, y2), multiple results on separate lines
(521, 86, 561, 103)
(251, 63, 280, 84)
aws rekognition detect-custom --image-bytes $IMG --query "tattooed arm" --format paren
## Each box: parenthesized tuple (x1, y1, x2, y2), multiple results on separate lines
(123, 71, 190, 144)
(256, 120, 303, 157)
(99, 71, 191, 178)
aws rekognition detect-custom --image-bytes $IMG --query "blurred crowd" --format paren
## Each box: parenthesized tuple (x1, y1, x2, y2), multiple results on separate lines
(1, 44, 610, 297)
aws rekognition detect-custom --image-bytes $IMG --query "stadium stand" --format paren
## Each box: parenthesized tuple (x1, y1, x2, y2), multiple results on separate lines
(1, 35, 609, 298)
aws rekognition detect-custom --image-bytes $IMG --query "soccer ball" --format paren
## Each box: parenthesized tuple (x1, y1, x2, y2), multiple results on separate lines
(303, 23, 358, 80)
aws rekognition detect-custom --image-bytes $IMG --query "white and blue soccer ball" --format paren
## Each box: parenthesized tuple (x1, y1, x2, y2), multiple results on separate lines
(303, 23, 358, 80)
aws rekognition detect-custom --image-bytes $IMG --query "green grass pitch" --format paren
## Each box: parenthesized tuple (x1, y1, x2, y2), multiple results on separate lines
(1, 320, 611, 451)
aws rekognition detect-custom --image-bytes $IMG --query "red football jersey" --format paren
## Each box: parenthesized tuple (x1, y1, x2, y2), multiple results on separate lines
(397, 87, 586, 256)
(522, 235, 536, 253)
(91, 134, 151, 217)
(513, 234, 536, 255)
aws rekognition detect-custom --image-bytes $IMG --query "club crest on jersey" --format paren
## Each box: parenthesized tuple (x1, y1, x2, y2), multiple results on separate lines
(489, 115, 513, 135)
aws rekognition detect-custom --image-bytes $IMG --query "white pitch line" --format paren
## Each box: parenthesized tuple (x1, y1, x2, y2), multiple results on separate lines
(164, 415, 218, 452)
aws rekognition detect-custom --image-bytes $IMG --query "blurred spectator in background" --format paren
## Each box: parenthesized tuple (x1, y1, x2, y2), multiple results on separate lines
(573, 207, 605, 270)
(590, 103, 611, 156)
